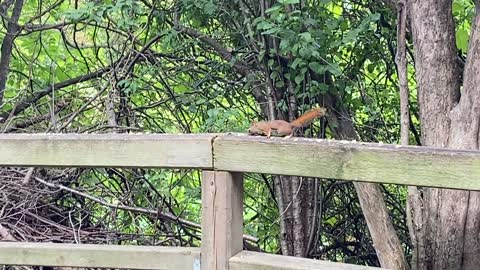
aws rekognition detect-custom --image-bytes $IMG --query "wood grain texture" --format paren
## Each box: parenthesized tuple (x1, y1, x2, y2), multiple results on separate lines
(229, 251, 381, 270)
(0, 242, 200, 269)
(202, 171, 244, 270)
(214, 135, 480, 190)
(0, 133, 215, 168)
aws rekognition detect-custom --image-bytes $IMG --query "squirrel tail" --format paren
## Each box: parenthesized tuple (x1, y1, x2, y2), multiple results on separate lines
(291, 107, 327, 128)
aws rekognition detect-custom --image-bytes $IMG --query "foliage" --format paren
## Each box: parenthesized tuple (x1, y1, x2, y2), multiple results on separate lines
(0, 0, 474, 266)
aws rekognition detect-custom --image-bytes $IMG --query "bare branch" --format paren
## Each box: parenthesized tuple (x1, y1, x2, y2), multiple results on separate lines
(0, 67, 110, 123)
(175, 25, 255, 77)
(14, 170, 259, 243)
(395, 0, 410, 145)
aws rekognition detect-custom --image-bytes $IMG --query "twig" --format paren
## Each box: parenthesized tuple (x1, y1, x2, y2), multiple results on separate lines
(21, 167, 34, 186)
(17, 170, 259, 243)
(396, 2, 418, 269)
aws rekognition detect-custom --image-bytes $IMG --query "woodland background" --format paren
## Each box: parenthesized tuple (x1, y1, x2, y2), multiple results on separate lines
(0, 0, 477, 269)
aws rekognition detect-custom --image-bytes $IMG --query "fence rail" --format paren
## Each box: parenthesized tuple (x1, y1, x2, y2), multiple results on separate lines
(0, 133, 214, 168)
(2, 133, 480, 190)
(214, 135, 480, 190)
(0, 242, 200, 270)
(229, 251, 379, 270)
(1, 133, 480, 270)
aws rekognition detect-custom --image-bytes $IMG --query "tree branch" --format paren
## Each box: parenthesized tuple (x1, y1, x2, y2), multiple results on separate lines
(3, 99, 68, 132)
(18, 170, 259, 243)
(174, 25, 268, 115)
(395, 0, 409, 146)
(0, 67, 110, 123)
(175, 25, 256, 77)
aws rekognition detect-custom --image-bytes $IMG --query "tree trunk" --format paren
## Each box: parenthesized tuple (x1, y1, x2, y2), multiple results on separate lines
(408, 1, 480, 269)
(274, 175, 311, 257)
(0, 0, 24, 106)
(320, 93, 408, 269)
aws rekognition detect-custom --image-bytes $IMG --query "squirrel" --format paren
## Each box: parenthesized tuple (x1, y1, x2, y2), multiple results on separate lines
(248, 107, 327, 138)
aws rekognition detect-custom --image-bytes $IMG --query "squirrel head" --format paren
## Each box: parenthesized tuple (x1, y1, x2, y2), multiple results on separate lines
(317, 107, 327, 116)
(247, 121, 263, 135)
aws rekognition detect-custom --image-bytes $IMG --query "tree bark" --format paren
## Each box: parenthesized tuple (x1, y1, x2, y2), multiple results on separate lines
(455, 7, 480, 269)
(409, 1, 480, 269)
(396, 0, 410, 146)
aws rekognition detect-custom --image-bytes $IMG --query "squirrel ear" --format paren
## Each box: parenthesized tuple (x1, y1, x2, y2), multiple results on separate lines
(252, 121, 257, 124)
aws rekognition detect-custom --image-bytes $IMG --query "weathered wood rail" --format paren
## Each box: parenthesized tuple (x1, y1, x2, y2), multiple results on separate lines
(1, 133, 480, 270)
(0, 242, 200, 269)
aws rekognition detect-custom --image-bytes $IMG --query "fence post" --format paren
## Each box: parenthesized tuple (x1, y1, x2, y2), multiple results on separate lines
(201, 170, 243, 270)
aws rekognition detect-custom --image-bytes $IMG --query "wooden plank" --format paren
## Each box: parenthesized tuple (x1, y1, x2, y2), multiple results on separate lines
(0, 242, 200, 270)
(202, 171, 244, 270)
(0, 133, 214, 168)
(229, 251, 382, 270)
(214, 134, 480, 190)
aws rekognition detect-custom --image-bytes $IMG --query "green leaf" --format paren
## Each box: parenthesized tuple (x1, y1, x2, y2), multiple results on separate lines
(343, 29, 360, 44)
(456, 28, 469, 53)
(370, 13, 381, 21)
(367, 63, 375, 73)
(308, 62, 327, 74)
(196, 98, 207, 105)
(279, 0, 300, 4)
(265, 5, 282, 14)
(268, 59, 275, 67)
(279, 39, 290, 52)
(294, 74, 304, 84)
(318, 83, 329, 93)
(175, 84, 189, 93)
(327, 63, 342, 76)
(3, 88, 15, 98)
(326, 19, 339, 30)
(291, 58, 304, 69)
(304, 18, 317, 27)
(298, 32, 313, 42)
(64, 9, 87, 21)
(299, 47, 313, 58)
(256, 20, 274, 30)
(263, 27, 281, 35)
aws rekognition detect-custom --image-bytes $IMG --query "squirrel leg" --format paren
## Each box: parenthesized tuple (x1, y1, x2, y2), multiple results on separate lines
(267, 129, 271, 138)
(284, 130, 294, 139)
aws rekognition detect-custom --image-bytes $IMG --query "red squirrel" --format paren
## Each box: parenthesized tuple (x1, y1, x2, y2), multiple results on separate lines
(248, 107, 327, 138)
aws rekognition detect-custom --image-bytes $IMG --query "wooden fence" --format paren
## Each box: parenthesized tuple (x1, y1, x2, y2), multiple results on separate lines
(1, 133, 480, 270)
